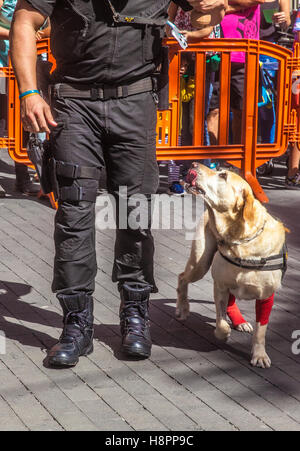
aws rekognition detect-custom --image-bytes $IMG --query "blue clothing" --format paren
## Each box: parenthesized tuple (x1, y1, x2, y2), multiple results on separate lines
(0, 0, 17, 67)
(293, 8, 300, 36)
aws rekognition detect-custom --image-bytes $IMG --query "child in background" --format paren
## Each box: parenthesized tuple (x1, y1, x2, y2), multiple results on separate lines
(285, 7, 300, 189)
(179, 52, 195, 146)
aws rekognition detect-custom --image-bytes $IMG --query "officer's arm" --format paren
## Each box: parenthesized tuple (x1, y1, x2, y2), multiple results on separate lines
(10, 0, 57, 133)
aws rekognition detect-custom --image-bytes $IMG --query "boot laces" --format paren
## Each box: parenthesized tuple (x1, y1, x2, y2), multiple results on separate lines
(61, 311, 87, 342)
(121, 300, 148, 338)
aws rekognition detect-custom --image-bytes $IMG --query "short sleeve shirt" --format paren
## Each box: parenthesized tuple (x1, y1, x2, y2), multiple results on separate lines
(24, 0, 192, 84)
(26, 0, 192, 17)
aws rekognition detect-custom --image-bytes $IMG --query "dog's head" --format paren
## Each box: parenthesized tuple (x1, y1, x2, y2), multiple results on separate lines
(185, 163, 250, 211)
(185, 163, 265, 240)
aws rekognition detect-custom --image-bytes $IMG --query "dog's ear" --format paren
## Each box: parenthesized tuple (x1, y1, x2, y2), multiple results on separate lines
(242, 190, 256, 224)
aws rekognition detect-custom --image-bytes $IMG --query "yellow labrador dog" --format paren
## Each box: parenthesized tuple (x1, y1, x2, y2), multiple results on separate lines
(177, 164, 287, 368)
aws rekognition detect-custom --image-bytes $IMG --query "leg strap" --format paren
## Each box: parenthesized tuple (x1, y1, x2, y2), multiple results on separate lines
(227, 294, 247, 328)
(53, 159, 100, 203)
(256, 293, 274, 326)
(55, 160, 101, 180)
(59, 184, 97, 203)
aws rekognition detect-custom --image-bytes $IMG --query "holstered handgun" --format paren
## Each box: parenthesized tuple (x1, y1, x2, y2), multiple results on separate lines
(27, 135, 54, 195)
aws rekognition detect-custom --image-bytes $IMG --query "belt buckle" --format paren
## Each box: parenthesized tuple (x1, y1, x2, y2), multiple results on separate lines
(103, 85, 119, 100)
(90, 87, 99, 101)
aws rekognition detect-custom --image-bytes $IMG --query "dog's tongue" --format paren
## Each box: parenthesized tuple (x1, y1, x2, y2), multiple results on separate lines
(186, 169, 198, 186)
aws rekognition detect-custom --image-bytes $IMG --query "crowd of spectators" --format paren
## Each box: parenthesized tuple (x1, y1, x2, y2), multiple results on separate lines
(168, 0, 300, 192)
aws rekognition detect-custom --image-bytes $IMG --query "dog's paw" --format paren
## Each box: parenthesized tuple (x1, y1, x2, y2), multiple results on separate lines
(215, 320, 231, 341)
(176, 301, 189, 321)
(251, 346, 271, 369)
(235, 322, 253, 334)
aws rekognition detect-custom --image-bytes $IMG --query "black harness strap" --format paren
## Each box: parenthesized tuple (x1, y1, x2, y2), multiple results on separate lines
(219, 244, 288, 279)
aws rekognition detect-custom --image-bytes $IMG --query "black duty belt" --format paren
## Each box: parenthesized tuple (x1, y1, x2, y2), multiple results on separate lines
(219, 243, 288, 279)
(51, 78, 154, 101)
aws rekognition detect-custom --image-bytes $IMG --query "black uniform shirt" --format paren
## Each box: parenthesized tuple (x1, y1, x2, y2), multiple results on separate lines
(25, 0, 192, 85)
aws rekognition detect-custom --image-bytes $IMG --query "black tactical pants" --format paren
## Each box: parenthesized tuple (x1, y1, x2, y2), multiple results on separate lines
(50, 91, 159, 298)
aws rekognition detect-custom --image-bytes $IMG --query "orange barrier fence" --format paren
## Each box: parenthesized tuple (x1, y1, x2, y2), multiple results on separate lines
(1, 39, 300, 204)
(156, 39, 300, 202)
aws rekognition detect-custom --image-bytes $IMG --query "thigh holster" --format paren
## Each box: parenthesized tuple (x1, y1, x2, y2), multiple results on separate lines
(52, 159, 101, 203)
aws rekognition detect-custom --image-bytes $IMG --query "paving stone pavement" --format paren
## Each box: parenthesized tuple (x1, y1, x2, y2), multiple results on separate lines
(0, 152, 299, 431)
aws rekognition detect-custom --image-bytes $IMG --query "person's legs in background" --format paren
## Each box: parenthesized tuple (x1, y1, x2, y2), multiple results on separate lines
(0, 92, 7, 197)
(207, 107, 219, 146)
(14, 161, 40, 195)
(207, 70, 220, 147)
(0, 89, 40, 196)
(285, 142, 300, 188)
(230, 63, 245, 144)
(202, 65, 214, 168)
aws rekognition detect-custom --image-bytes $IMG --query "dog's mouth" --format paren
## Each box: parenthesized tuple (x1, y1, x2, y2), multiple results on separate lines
(184, 168, 206, 196)
(184, 183, 206, 196)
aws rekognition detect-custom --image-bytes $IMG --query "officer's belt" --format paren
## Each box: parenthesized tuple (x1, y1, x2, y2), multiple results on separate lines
(52, 78, 153, 101)
(219, 243, 288, 277)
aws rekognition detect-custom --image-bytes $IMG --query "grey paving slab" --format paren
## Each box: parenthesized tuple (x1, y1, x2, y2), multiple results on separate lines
(0, 152, 300, 431)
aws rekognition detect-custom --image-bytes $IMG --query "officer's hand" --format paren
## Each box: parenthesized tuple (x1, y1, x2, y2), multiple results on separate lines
(21, 94, 57, 134)
(188, 0, 226, 13)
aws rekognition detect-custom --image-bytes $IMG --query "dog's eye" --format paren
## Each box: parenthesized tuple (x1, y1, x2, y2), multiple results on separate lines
(218, 172, 228, 181)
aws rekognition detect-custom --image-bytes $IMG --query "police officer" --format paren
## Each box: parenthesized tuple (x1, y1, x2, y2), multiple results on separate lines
(10, 0, 225, 367)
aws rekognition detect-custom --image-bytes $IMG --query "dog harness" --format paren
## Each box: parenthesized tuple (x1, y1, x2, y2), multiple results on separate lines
(219, 243, 288, 279)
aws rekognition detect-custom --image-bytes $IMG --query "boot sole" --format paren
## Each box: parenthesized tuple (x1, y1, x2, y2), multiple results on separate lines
(48, 344, 94, 368)
(122, 345, 151, 359)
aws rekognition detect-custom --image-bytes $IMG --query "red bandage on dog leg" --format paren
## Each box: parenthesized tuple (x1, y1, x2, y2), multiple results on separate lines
(227, 294, 247, 328)
(256, 294, 274, 326)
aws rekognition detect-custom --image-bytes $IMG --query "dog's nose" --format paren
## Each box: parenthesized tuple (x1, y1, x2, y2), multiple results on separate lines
(186, 169, 198, 186)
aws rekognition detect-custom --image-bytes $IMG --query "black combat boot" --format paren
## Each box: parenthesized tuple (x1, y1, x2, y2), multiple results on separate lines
(120, 283, 152, 358)
(48, 294, 94, 367)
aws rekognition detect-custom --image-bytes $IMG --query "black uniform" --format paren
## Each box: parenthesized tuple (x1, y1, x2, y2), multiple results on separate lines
(24, 0, 192, 364)
(27, 0, 191, 295)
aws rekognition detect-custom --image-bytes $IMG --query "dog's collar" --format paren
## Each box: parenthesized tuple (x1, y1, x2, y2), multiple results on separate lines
(217, 220, 267, 247)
